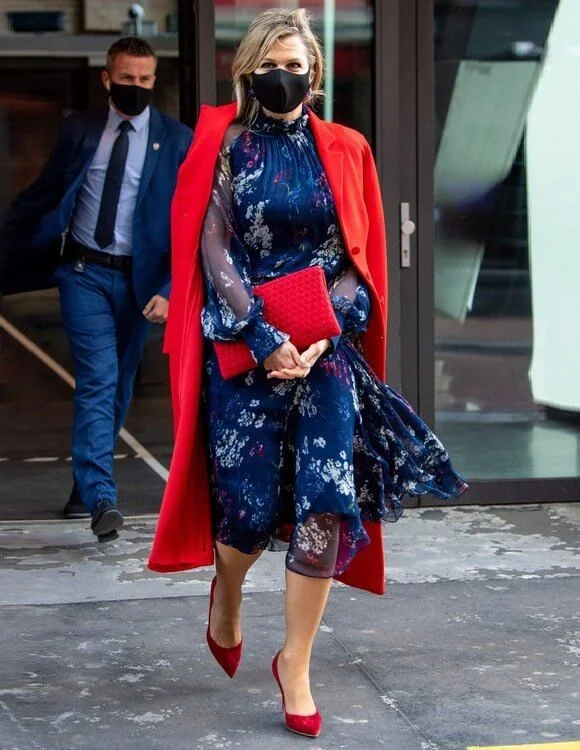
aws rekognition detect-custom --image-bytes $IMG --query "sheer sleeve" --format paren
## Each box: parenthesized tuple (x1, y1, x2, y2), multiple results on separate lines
(200, 138, 289, 365)
(328, 263, 372, 350)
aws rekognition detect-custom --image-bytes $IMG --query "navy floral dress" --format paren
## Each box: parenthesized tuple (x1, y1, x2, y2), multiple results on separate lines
(200, 108, 467, 578)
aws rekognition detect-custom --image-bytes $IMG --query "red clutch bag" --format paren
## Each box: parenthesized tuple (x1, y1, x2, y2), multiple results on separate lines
(213, 266, 341, 380)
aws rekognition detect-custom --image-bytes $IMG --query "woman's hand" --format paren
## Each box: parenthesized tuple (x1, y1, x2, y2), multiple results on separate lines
(300, 339, 331, 368)
(264, 341, 309, 380)
(265, 339, 331, 380)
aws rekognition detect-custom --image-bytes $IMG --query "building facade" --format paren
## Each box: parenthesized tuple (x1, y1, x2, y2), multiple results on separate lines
(1, 0, 578, 508)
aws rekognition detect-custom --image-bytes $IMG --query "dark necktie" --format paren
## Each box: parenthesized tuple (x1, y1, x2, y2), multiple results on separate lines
(94, 120, 133, 249)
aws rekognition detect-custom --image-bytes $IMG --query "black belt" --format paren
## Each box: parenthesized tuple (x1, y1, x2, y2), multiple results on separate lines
(62, 237, 133, 273)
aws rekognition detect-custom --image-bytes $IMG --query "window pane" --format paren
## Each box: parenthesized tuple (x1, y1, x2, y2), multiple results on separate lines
(433, 0, 580, 480)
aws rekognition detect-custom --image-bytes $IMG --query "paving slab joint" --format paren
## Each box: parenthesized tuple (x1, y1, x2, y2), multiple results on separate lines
(322, 615, 445, 750)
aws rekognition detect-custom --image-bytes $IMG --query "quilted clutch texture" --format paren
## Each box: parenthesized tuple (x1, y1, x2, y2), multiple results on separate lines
(213, 266, 341, 380)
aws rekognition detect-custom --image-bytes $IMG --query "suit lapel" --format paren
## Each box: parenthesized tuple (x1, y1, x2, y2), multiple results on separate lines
(79, 108, 108, 165)
(136, 107, 166, 206)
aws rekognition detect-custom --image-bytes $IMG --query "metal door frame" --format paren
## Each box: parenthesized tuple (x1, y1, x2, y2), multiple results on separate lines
(178, 0, 215, 127)
(375, 1, 404, 392)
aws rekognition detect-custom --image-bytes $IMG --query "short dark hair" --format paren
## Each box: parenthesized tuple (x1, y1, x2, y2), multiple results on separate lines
(106, 37, 157, 71)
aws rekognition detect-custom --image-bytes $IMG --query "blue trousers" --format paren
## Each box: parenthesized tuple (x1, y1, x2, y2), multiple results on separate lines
(55, 262, 151, 510)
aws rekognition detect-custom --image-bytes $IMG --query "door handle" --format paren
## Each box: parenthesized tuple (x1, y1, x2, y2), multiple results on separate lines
(400, 202, 416, 268)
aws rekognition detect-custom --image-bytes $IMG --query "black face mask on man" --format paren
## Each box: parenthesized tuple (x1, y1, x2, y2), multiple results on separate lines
(108, 82, 152, 117)
(251, 69, 310, 115)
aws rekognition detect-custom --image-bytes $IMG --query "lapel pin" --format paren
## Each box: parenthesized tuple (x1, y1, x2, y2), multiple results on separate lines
(153, 142, 160, 151)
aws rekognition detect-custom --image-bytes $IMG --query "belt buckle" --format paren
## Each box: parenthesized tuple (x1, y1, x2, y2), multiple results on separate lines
(74, 259, 85, 273)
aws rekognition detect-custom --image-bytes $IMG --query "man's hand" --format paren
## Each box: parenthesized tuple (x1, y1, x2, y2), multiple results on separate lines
(143, 295, 169, 324)
(265, 339, 330, 380)
(264, 341, 309, 380)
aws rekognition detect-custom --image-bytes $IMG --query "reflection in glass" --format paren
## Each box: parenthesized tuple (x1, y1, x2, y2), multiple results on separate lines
(434, 0, 580, 479)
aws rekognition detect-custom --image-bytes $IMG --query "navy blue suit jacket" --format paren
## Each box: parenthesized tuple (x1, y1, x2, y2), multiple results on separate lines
(0, 106, 193, 306)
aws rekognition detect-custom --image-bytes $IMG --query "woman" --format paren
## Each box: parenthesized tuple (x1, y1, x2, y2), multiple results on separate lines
(149, 8, 466, 738)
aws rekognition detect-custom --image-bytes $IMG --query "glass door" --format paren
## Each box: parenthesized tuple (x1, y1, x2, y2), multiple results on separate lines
(207, 0, 406, 387)
(194, 1, 436, 504)
(417, 0, 580, 502)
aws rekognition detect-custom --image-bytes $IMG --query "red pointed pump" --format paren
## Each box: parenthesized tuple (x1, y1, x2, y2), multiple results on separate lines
(272, 651, 323, 738)
(206, 576, 242, 678)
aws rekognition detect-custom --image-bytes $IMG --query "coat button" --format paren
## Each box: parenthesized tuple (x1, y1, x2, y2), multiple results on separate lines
(351, 246, 361, 255)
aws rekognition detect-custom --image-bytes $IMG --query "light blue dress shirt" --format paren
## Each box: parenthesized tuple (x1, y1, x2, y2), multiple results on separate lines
(71, 104, 150, 256)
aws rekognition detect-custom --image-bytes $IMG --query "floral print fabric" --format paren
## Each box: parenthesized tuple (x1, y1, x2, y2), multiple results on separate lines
(201, 108, 467, 579)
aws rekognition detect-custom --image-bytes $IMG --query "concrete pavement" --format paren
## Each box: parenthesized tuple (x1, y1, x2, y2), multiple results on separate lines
(1, 503, 579, 749)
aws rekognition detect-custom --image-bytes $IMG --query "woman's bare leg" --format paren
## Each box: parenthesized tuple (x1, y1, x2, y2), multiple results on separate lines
(276, 570, 333, 715)
(210, 540, 262, 648)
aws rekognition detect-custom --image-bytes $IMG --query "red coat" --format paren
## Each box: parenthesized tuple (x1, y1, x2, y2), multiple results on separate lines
(148, 102, 388, 595)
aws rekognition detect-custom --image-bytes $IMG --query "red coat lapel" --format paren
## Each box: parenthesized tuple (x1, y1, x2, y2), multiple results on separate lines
(310, 110, 387, 382)
(165, 102, 237, 358)
(308, 113, 345, 236)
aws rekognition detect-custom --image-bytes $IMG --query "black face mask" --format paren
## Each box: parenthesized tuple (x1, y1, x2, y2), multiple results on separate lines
(109, 82, 152, 117)
(251, 69, 310, 115)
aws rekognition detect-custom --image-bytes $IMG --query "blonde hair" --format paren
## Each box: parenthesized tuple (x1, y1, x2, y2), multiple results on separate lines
(232, 8, 324, 124)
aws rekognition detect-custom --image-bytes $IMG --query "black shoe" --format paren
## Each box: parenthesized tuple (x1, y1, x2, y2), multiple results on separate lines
(91, 501, 123, 543)
(63, 485, 91, 519)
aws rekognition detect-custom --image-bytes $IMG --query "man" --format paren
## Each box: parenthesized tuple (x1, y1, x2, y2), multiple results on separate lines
(0, 38, 192, 541)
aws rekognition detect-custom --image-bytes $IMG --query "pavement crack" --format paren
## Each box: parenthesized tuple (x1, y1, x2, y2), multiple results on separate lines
(0, 698, 44, 748)
(321, 615, 449, 750)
